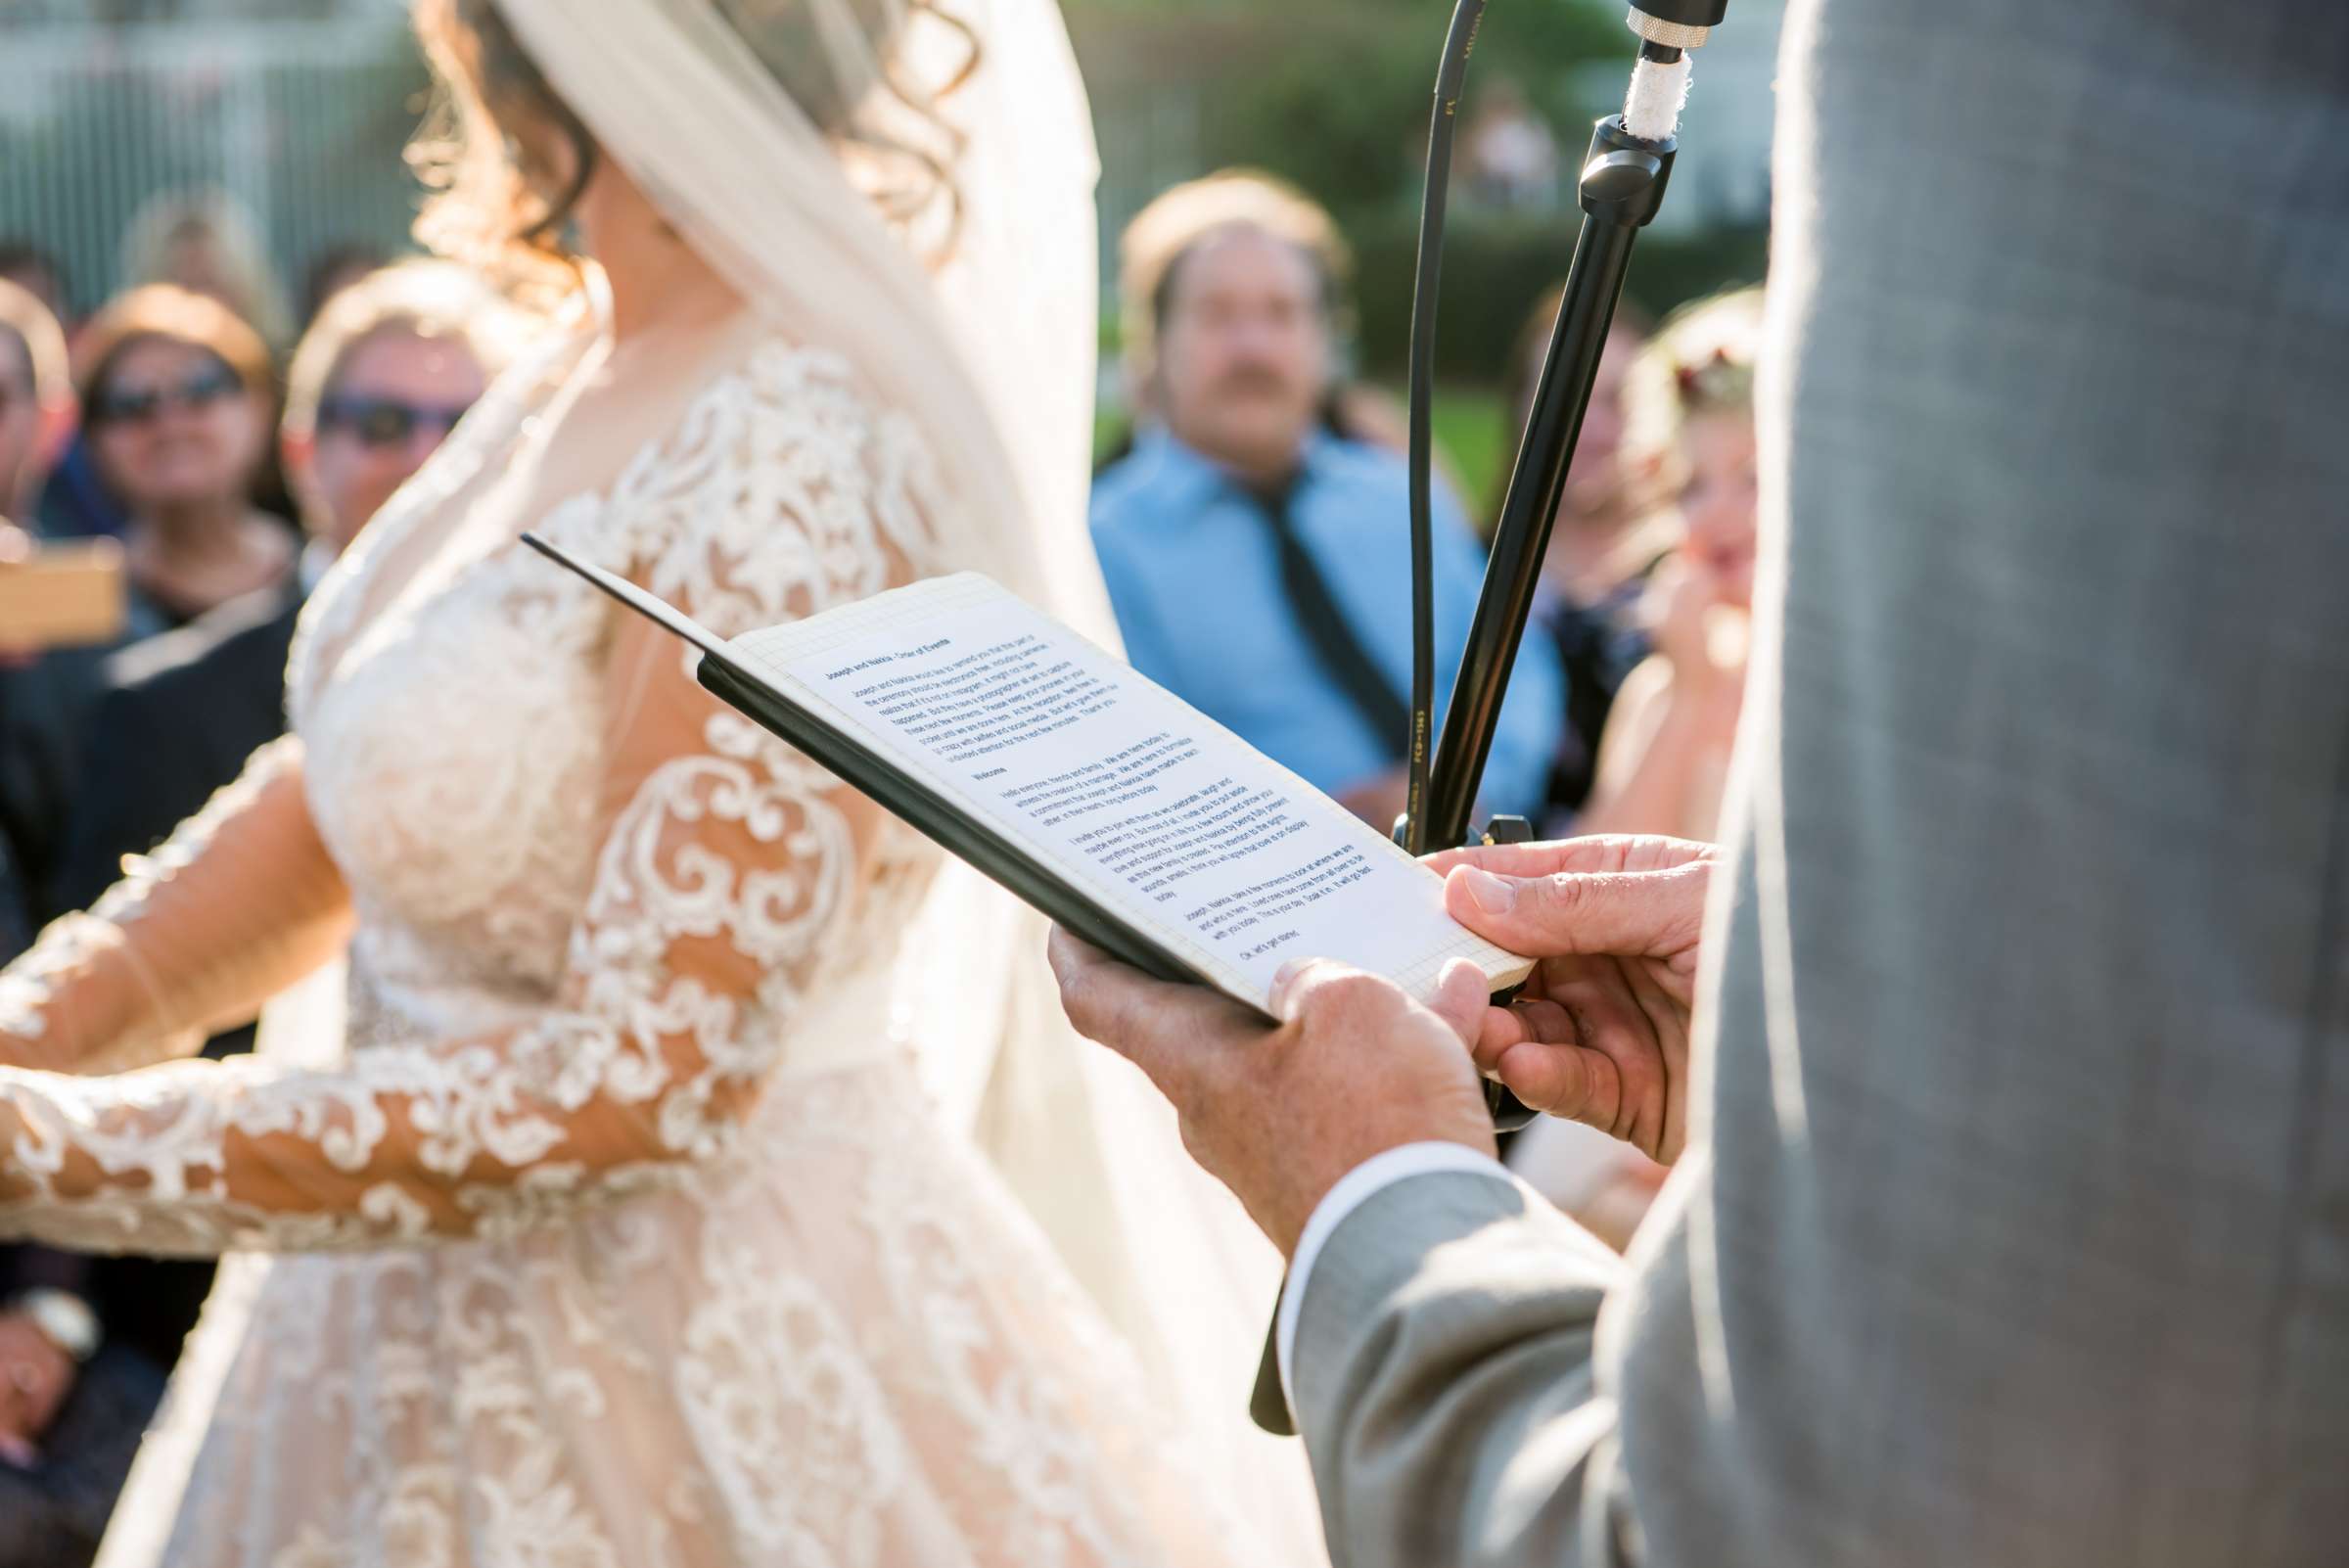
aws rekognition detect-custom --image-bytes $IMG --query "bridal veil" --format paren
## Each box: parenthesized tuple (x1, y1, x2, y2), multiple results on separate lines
(473, 0, 1320, 1551)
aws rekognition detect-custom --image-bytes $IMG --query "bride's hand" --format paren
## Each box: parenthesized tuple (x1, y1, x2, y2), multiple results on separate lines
(0, 1307, 77, 1464)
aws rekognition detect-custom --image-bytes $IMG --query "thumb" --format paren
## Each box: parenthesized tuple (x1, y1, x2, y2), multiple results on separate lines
(1426, 958, 1491, 1047)
(1446, 862, 1703, 960)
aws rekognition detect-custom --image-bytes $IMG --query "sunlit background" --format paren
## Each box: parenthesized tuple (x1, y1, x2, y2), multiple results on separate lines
(0, 0, 1779, 501)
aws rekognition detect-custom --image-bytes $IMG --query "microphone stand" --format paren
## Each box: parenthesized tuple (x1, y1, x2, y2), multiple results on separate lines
(1407, 0, 1727, 1130)
(1251, 0, 1730, 1437)
(1420, 112, 1679, 848)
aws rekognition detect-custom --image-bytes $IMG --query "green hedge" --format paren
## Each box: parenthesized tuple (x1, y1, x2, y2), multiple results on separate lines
(1350, 211, 1770, 384)
(1185, 5, 1627, 220)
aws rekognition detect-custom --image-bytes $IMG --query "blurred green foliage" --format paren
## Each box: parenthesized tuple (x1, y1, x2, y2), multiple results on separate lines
(1070, 0, 1767, 389)
(1353, 213, 1771, 382)
(1425, 382, 1510, 517)
(1190, 0, 1624, 222)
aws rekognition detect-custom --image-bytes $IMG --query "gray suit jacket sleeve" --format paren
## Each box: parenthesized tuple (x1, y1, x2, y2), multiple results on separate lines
(1291, 1171, 1632, 1568)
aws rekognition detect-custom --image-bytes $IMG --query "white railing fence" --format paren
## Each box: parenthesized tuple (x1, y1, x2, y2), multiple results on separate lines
(0, 12, 430, 319)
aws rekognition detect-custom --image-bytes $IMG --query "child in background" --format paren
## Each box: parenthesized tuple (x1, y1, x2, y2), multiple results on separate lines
(1573, 286, 1763, 842)
(1509, 287, 1763, 1248)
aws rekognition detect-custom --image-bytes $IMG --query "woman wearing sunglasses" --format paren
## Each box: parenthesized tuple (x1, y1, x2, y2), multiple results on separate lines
(72, 285, 293, 637)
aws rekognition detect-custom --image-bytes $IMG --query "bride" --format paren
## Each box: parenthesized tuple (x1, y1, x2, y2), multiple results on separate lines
(0, 0, 1322, 1562)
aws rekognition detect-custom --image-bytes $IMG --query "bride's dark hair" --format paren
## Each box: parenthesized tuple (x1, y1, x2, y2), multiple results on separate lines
(409, 0, 978, 300)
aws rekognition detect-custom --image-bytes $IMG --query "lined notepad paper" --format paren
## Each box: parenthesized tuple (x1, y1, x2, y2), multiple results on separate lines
(734, 574, 1529, 1009)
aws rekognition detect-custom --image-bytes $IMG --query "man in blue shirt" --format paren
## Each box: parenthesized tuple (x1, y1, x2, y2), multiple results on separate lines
(1091, 171, 1565, 828)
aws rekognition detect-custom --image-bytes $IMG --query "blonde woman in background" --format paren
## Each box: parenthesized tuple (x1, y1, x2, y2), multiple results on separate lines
(118, 189, 297, 354)
(71, 286, 293, 635)
(1574, 286, 1764, 843)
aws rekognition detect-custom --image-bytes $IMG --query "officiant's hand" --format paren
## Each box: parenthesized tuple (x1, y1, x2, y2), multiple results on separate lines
(1047, 932, 1496, 1257)
(1429, 835, 1715, 1164)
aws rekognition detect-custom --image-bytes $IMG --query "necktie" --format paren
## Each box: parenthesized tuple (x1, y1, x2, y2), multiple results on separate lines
(1245, 470, 1412, 764)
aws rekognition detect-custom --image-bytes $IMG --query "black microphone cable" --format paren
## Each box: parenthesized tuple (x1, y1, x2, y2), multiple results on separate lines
(1402, 0, 1489, 856)
(1404, 1, 1725, 859)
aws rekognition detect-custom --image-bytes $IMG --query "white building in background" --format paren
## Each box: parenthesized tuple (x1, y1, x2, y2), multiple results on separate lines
(1585, 0, 1785, 236)
(0, 2, 423, 315)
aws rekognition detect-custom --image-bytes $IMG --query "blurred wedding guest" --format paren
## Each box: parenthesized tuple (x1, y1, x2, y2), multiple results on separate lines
(76, 284, 293, 635)
(1575, 286, 1762, 842)
(66, 195, 291, 546)
(1093, 170, 1566, 826)
(0, 286, 143, 1568)
(299, 241, 393, 329)
(1464, 79, 1560, 210)
(0, 242, 72, 330)
(118, 187, 296, 352)
(0, 281, 80, 953)
(1499, 286, 1657, 822)
(0, 278, 75, 530)
(0, 287, 288, 930)
(1506, 292, 1659, 613)
(1510, 291, 1760, 1244)
(0, 1280, 162, 1568)
(0, 528, 39, 964)
(52, 260, 532, 920)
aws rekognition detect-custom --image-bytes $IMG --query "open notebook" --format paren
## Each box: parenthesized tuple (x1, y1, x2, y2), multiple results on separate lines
(525, 535, 1533, 1017)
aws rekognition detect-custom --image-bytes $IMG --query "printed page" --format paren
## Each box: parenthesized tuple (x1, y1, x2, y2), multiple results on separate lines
(732, 575, 1530, 1009)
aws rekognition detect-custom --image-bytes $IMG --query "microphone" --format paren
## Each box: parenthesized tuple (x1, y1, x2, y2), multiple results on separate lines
(1627, 0, 1729, 49)
(1622, 1, 1729, 145)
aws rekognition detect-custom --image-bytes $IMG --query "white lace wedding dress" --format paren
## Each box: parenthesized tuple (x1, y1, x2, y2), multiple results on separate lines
(0, 327, 1282, 1568)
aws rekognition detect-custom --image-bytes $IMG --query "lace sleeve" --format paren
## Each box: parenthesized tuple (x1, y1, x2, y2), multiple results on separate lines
(0, 351, 927, 1255)
(0, 738, 354, 1076)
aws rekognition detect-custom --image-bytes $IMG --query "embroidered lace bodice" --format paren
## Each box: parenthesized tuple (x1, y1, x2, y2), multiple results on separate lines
(0, 329, 1273, 1567)
(0, 332, 945, 1249)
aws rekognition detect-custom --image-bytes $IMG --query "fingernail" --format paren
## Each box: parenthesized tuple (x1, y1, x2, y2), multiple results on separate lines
(1459, 867, 1516, 915)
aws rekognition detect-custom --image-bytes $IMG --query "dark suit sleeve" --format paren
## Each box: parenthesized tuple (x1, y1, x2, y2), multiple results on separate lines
(0, 646, 107, 928)
(49, 681, 190, 918)
(48, 597, 299, 920)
